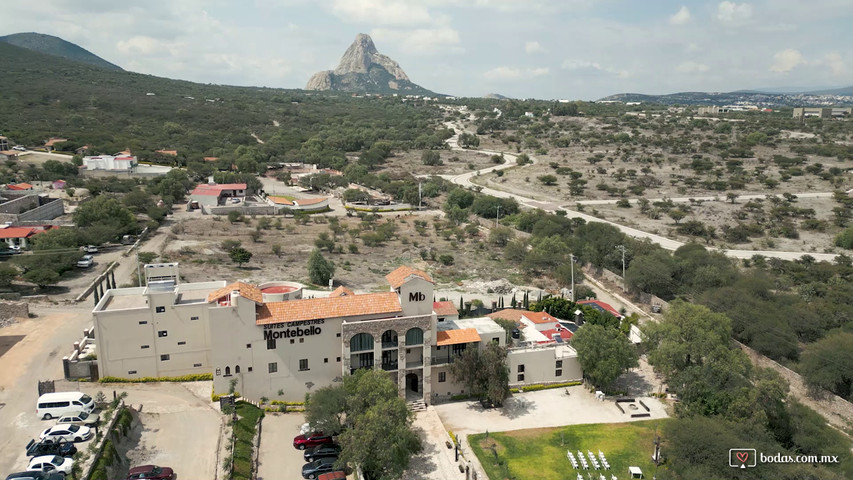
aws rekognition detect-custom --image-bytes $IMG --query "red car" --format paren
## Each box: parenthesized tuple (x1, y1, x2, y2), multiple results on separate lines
(126, 465, 175, 480)
(293, 433, 334, 450)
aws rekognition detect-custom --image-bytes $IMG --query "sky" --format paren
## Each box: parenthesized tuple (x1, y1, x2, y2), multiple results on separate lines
(2, 0, 852, 100)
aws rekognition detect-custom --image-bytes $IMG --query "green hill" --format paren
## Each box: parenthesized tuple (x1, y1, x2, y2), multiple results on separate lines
(0, 32, 122, 71)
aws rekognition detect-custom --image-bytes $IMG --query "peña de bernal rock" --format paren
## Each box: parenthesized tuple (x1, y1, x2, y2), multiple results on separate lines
(306, 33, 436, 95)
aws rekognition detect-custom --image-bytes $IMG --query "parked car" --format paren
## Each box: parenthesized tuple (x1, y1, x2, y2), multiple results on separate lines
(126, 465, 175, 480)
(12, 146, 26, 151)
(5, 471, 64, 480)
(39, 424, 92, 443)
(293, 432, 334, 450)
(56, 411, 100, 427)
(303, 444, 341, 462)
(84, 245, 98, 253)
(301, 457, 338, 479)
(27, 455, 74, 475)
(76, 255, 94, 268)
(25, 439, 77, 458)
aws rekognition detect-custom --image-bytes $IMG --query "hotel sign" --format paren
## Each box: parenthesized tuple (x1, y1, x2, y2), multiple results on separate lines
(263, 319, 324, 341)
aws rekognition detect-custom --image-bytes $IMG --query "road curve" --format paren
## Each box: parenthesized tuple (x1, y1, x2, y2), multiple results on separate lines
(443, 123, 840, 262)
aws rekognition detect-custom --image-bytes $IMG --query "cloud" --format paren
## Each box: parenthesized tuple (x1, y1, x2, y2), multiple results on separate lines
(484, 66, 549, 81)
(770, 48, 804, 72)
(116, 36, 167, 56)
(370, 26, 461, 54)
(676, 61, 709, 73)
(717, 1, 752, 23)
(331, 0, 432, 26)
(525, 41, 544, 54)
(669, 6, 691, 25)
(562, 59, 629, 78)
(820, 52, 845, 75)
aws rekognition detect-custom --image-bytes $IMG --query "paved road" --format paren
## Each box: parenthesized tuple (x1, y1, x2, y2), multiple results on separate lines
(575, 191, 848, 206)
(442, 121, 841, 262)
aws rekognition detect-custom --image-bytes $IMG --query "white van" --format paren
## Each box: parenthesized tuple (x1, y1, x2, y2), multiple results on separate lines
(36, 392, 95, 420)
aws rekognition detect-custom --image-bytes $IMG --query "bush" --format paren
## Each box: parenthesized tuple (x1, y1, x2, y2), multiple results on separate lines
(835, 227, 853, 249)
(439, 254, 455, 265)
(100, 373, 213, 383)
(509, 381, 582, 393)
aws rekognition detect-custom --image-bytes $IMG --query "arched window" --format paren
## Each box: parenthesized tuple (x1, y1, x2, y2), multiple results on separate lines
(350, 333, 374, 352)
(381, 330, 398, 347)
(235, 365, 240, 374)
(406, 327, 423, 345)
(225, 366, 231, 376)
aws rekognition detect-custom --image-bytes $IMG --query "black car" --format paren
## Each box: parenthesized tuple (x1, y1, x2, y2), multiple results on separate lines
(25, 439, 77, 458)
(5, 471, 65, 480)
(303, 444, 341, 462)
(301, 457, 338, 479)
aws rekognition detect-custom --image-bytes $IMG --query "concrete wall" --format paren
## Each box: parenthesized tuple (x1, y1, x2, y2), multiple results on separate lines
(0, 300, 29, 320)
(0, 193, 38, 215)
(507, 347, 582, 386)
(16, 197, 64, 222)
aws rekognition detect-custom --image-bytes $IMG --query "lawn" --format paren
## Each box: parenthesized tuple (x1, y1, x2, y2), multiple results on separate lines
(233, 401, 264, 480)
(469, 420, 669, 480)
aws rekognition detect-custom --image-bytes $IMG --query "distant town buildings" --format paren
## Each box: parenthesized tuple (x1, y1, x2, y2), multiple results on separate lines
(792, 107, 852, 119)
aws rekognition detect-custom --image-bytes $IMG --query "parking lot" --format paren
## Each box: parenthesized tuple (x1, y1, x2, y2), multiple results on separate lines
(257, 412, 309, 480)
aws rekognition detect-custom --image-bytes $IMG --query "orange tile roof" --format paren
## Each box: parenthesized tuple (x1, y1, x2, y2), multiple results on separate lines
(486, 309, 529, 323)
(329, 286, 354, 297)
(256, 292, 401, 325)
(207, 281, 263, 304)
(7, 183, 33, 190)
(436, 328, 481, 346)
(156, 149, 178, 156)
(0, 227, 38, 239)
(268, 196, 294, 205)
(203, 157, 219, 162)
(385, 266, 434, 289)
(45, 137, 68, 147)
(433, 301, 458, 316)
(523, 311, 560, 324)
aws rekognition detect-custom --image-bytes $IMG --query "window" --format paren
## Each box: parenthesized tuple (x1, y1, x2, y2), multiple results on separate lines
(178, 341, 186, 345)
(160, 354, 170, 361)
(350, 333, 374, 352)
(235, 365, 240, 374)
(190, 316, 199, 321)
(299, 359, 309, 371)
(517, 374, 524, 381)
(246, 344, 251, 349)
(267, 338, 276, 350)
(138, 321, 148, 325)
(556, 369, 563, 377)
(518, 364, 525, 373)
(158, 330, 168, 337)
(268, 362, 278, 374)
(299, 338, 304, 343)
(336, 357, 341, 362)
(193, 363, 202, 367)
(324, 358, 329, 364)
(216, 368, 221, 376)
(492, 338, 499, 344)
(336, 333, 341, 337)
(439, 372, 446, 383)
(141, 345, 150, 349)
(406, 327, 423, 345)
(248, 367, 253, 372)
(556, 360, 563, 369)
(128, 370, 137, 375)
(225, 366, 231, 376)
(155, 306, 166, 313)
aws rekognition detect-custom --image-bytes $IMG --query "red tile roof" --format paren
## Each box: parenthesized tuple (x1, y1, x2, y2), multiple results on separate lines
(203, 157, 219, 162)
(433, 301, 458, 316)
(156, 149, 178, 156)
(191, 183, 247, 196)
(385, 266, 433, 289)
(207, 282, 263, 304)
(256, 292, 401, 325)
(436, 328, 481, 346)
(577, 300, 623, 318)
(7, 183, 33, 190)
(0, 226, 42, 239)
(329, 286, 354, 297)
(540, 325, 573, 343)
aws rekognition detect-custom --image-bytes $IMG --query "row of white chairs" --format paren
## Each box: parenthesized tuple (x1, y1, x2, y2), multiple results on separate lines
(567, 449, 611, 472)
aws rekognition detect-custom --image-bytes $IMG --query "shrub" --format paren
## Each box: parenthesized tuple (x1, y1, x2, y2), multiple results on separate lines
(439, 254, 455, 265)
(836, 227, 853, 249)
(99, 373, 213, 383)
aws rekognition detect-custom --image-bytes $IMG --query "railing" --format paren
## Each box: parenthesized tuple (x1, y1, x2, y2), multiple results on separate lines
(405, 359, 424, 369)
(381, 362, 398, 371)
(382, 341, 398, 349)
(432, 356, 455, 366)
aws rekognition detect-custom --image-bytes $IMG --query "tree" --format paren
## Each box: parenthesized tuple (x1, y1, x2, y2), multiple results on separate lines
(421, 150, 442, 166)
(448, 342, 510, 406)
(229, 247, 252, 266)
(73, 196, 136, 238)
(835, 226, 853, 249)
(343, 188, 369, 203)
(270, 244, 282, 258)
(227, 210, 242, 223)
(488, 226, 515, 247)
(537, 174, 558, 186)
(571, 324, 638, 391)
(305, 385, 348, 435)
(23, 269, 60, 289)
(0, 264, 18, 288)
(799, 331, 853, 400)
(307, 249, 335, 285)
(457, 132, 479, 148)
(726, 192, 739, 204)
(668, 208, 687, 225)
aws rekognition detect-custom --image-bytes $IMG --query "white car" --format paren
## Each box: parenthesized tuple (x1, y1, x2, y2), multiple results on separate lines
(27, 455, 74, 475)
(12, 146, 26, 151)
(56, 411, 100, 427)
(76, 255, 94, 268)
(40, 424, 92, 443)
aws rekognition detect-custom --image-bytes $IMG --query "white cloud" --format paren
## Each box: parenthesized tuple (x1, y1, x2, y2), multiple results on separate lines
(562, 59, 629, 78)
(770, 48, 804, 72)
(370, 26, 461, 54)
(116, 36, 166, 56)
(331, 0, 432, 26)
(484, 66, 549, 81)
(525, 41, 544, 54)
(717, 1, 752, 23)
(676, 61, 709, 73)
(820, 52, 845, 75)
(669, 6, 691, 25)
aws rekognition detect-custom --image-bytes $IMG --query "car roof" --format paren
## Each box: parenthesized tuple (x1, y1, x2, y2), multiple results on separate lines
(128, 465, 157, 473)
(29, 455, 59, 462)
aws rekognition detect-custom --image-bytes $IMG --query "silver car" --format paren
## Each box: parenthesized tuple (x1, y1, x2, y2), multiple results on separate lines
(56, 411, 100, 427)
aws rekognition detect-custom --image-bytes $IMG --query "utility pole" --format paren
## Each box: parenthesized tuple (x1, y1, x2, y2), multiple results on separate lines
(615, 244, 627, 291)
(418, 182, 422, 210)
(570, 254, 576, 302)
(495, 205, 501, 228)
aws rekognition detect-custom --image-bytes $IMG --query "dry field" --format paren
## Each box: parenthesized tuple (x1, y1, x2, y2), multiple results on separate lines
(380, 148, 500, 176)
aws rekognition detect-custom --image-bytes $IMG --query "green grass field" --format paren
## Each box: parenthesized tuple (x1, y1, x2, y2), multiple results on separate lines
(469, 420, 669, 480)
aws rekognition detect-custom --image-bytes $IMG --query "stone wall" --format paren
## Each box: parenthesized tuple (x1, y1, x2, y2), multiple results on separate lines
(17, 197, 64, 222)
(585, 265, 669, 310)
(0, 300, 29, 320)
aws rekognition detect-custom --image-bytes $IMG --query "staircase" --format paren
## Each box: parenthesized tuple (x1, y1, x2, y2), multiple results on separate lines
(407, 399, 427, 412)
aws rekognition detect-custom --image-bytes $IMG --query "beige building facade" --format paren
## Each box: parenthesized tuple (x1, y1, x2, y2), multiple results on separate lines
(92, 264, 583, 404)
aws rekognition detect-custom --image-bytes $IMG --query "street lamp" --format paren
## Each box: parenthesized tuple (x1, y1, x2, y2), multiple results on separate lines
(615, 244, 627, 292)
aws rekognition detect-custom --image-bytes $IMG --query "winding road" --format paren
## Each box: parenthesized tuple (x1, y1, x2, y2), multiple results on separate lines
(442, 122, 842, 262)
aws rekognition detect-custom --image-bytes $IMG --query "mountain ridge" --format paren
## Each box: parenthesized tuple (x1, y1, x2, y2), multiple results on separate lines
(0, 32, 122, 71)
(306, 33, 436, 95)
(599, 87, 853, 106)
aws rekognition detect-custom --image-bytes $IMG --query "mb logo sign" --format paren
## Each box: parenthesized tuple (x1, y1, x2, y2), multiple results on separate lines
(409, 292, 426, 302)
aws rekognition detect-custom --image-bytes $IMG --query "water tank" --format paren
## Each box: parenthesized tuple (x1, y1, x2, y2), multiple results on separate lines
(259, 282, 304, 303)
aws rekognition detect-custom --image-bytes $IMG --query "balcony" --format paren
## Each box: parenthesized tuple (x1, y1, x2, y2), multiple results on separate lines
(432, 356, 455, 366)
(405, 358, 424, 369)
(382, 340, 399, 349)
(381, 361, 398, 371)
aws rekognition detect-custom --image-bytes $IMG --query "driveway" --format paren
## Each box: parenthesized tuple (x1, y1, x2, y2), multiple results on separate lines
(257, 412, 311, 480)
(404, 407, 467, 480)
(434, 386, 668, 438)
